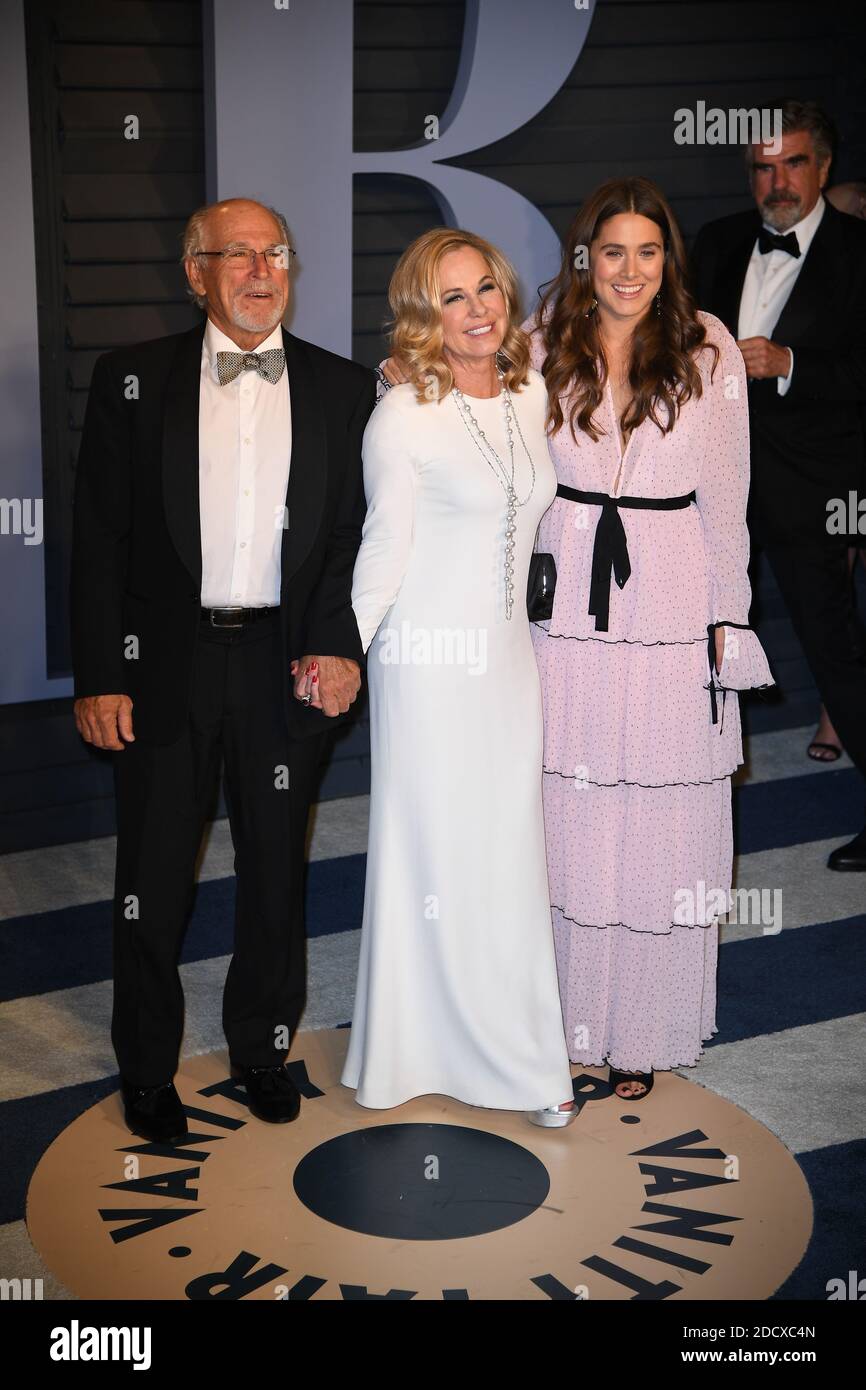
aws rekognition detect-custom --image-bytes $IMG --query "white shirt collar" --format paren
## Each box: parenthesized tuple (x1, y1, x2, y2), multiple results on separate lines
(203, 318, 285, 380)
(761, 193, 826, 255)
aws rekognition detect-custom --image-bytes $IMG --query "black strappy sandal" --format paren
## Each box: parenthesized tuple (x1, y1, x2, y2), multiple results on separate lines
(807, 740, 842, 763)
(609, 1066, 654, 1101)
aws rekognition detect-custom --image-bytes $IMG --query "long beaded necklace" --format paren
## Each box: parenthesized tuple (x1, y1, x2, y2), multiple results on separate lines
(451, 368, 537, 619)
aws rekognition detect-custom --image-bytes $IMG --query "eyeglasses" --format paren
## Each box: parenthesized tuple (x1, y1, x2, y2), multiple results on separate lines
(196, 244, 296, 270)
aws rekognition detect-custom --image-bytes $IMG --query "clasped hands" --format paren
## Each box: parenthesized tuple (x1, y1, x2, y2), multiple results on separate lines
(74, 654, 361, 750)
(291, 655, 361, 716)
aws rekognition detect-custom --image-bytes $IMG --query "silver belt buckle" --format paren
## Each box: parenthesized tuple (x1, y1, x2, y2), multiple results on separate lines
(210, 607, 245, 628)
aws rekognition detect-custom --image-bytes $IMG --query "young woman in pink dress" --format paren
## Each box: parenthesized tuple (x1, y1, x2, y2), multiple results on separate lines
(523, 176, 773, 1099)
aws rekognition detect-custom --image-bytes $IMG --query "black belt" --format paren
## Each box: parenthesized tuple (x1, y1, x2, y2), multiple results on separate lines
(555, 484, 696, 632)
(200, 605, 279, 628)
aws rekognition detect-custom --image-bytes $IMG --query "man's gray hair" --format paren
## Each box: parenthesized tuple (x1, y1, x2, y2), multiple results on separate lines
(745, 99, 837, 172)
(180, 201, 292, 310)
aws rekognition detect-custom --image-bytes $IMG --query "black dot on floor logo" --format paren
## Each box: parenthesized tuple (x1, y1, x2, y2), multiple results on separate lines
(293, 1123, 550, 1240)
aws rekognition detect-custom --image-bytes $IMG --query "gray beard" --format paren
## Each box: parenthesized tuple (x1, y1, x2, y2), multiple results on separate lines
(760, 198, 802, 233)
(230, 298, 284, 333)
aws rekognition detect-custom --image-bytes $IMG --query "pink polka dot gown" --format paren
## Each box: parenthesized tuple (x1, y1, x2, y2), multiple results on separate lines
(523, 310, 774, 1073)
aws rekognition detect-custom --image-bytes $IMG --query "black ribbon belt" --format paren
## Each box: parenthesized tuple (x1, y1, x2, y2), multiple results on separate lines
(555, 484, 697, 633)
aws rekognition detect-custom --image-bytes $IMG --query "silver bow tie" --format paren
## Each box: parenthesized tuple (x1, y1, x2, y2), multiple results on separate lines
(216, 348, 286, 386)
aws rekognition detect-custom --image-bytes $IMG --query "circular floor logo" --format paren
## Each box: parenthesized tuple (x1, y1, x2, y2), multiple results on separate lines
(27, 1029, 811, 1300)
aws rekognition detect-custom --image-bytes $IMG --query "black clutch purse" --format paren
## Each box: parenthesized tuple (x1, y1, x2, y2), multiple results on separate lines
(527, 550, 557, 621)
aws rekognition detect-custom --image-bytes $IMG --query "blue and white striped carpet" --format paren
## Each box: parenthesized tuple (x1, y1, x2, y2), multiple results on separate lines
(1, 724, 864, 1300)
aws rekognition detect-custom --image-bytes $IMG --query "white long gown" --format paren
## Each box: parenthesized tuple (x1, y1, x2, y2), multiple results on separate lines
(340, 368, 573, 1110)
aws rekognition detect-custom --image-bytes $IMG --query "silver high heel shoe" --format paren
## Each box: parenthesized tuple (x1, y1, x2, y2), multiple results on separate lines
(526, 1100, 578, 1128)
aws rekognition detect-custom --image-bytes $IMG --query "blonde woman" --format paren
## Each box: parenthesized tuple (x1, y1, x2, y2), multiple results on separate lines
(340, 229, 576, 1124)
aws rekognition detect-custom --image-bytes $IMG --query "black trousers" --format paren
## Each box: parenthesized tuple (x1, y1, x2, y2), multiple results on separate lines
(111, 612, 326, 1085)
(759, 533, 866, 789)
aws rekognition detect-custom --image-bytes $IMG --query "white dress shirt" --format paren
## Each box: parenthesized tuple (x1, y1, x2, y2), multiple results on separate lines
(737, 194, 826, 395)
(198, 319, 291, 607)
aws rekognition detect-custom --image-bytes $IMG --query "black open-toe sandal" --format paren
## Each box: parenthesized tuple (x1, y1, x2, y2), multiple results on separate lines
(807, 740, 842, 763)
(609, 1067, 654, 1101)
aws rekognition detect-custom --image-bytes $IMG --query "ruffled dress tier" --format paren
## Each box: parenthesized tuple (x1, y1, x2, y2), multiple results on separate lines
(524, 310, 774, 1073)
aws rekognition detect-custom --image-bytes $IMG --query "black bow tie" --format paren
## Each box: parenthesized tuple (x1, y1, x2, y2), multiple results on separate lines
(758, 228, 800, 259)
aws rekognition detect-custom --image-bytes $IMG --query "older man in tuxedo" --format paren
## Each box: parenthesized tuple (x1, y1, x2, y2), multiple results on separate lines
(692, 100, 866, 871)
(71, 199, 375, 1142)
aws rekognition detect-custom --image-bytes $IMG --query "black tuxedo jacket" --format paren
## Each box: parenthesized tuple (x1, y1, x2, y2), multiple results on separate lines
(71, 320, 376, 744)
(691, 201, 866, 541)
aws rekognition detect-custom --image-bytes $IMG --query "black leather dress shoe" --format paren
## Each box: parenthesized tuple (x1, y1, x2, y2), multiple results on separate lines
(231, 1063, 301, 1123)
(120, 1079, 188, 1144)
(827, 826, 866, 871)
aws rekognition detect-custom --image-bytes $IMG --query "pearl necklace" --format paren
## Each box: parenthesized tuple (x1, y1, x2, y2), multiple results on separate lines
(451, 370, 537, 619)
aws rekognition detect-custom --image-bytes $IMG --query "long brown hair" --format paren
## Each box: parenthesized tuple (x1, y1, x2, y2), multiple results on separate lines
(533, 177, 718, 441)
(387, 227, 530, 403)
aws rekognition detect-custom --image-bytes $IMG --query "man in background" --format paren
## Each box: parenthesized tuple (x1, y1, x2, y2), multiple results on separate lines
(692, 100, 866, 871)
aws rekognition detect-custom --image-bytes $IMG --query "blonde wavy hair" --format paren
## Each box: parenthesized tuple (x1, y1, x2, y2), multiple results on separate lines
(386, 227, 530, 403)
